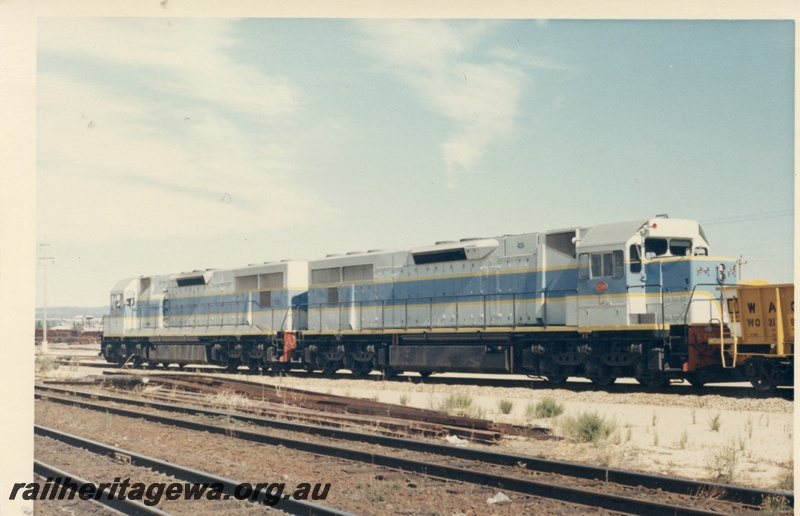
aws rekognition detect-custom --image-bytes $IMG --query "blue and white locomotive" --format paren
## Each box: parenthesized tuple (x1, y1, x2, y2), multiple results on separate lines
(103, 215, 749, 387)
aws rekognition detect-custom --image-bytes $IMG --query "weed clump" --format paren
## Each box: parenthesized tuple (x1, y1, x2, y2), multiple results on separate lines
(35, 356, 59, 373)
(561, 411, 617, 445)
(704, 440, 738, 484)
(434, 392, 484, 418)
(497, 399, 514, 415)
(707, 412, 723, 432)
(528, 397, 565, 419)
(760, 495, 791, 515)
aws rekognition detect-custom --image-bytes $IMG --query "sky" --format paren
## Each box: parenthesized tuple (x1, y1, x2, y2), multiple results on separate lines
(34, 17, 794, 308)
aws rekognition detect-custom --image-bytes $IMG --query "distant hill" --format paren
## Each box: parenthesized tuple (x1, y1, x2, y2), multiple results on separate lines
(35, 306, 107, 319)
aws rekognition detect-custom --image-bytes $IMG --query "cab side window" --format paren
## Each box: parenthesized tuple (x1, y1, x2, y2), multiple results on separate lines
(629, 244, 642, 273)
(580, 251, 624, 279)
(578, 253, 590, 279)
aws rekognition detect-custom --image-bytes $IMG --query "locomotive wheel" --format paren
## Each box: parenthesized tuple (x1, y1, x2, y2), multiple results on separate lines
(544, 363, 571, 385)
(378, 367, 398, 380)
(635, 372, 670, 389)
(350, 360, 371, 378)
(246, 359, 261, 374)
(225, 359, 240, 373)
(745, 357, 777, 391)
(589, 374, 617, 387)
(545, 373, 569, 385)
(685, 372, 706, 388)
(418, 371, 432, 379)
(272, 362, 290, 375)
(322, 361, 340, 377)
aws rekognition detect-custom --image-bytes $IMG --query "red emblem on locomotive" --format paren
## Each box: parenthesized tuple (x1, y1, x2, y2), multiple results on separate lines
(595, 281, 608, 293)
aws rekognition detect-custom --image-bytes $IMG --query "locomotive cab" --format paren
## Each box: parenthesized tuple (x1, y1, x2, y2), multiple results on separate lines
(575, 216, 735, 330)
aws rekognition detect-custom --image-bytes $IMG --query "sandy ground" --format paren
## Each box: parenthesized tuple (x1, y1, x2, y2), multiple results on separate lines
(250, 372, 794, 492)
(39, 343, 795, 493)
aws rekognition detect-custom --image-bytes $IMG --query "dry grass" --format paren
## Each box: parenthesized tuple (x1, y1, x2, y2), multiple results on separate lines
(704, 439, 738, 484)
(207, 391, 259, 410)
(528, 397, 565, 419)
(560, 411, 617, 445)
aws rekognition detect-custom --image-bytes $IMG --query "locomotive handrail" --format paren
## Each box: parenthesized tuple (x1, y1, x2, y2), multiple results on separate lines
(681, 283, 728, 327)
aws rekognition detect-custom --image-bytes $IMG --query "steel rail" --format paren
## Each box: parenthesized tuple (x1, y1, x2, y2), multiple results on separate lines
(33, 459, 170, 515)
(36, 386, 779, 515)
(35, 424, 354, 516)
(36, 383, 788, 508)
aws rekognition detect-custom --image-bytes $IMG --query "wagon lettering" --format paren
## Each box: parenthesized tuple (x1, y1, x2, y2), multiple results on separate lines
(768, 302, 776, 313)
(746, 318, 761, 328)
(747, 302, 757, 314)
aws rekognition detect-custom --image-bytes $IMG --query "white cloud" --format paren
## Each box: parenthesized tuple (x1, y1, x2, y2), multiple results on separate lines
(37, 19, 336, 243)
(355, 20, 526, 186)
(39, 18, 298, 119)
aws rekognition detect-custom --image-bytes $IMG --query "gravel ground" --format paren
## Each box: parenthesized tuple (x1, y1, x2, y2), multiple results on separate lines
(35, 399, 625, 515)
(39, 344, 795, 496)
(202, 371, 794, 492)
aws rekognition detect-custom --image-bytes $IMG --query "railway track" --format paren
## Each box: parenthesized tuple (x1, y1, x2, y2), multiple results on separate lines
(33, 459, 169, 515)
(35, 425, 351, 515)
(35, 384, 790, 514)
(43, 373, 533, 444)
(54, 357, 794, 400)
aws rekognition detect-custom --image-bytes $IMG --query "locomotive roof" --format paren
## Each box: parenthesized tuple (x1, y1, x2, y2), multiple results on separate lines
(578, 219, 649, 248)
(578, 218, 704, 249)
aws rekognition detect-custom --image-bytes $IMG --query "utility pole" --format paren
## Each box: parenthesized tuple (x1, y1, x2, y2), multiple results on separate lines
(736, 256, 747, 283)
(39, 244, 54, 354)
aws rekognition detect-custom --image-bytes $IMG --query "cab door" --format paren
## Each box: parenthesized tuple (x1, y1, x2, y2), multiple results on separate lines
(627, 243, 651, 324)
(577, 250, 627, 327)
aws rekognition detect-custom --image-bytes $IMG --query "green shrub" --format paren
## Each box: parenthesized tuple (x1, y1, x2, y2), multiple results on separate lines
(497, 399, 514, 415)
(562, 411, 617, 445)
(530, 397, 565, 418)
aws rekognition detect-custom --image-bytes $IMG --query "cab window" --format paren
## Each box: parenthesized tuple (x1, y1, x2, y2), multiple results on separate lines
(669, 239, 692, 256)
(578, 254, 590, 279)
(644, 238, 668, 257)
(645, 237, 693, 258)
(629, 244, 642, 273)
(579, 251, 624, 279)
